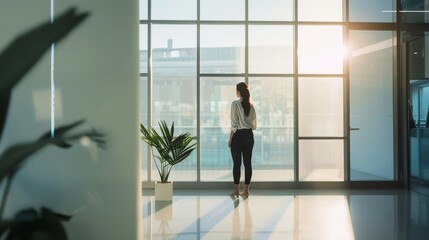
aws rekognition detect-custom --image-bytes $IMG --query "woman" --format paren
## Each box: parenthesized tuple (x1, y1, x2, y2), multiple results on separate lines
(228, 82, 257, 196)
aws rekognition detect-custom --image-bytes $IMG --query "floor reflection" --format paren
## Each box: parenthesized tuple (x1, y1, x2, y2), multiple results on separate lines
(294, 196, 354, 240)
(142, 189, 429, 240)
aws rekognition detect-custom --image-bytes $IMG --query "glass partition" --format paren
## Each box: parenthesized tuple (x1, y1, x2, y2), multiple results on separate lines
(409, 33, 429, 197)
(410, 79, 429, 196)
(349, 30, 394, 180)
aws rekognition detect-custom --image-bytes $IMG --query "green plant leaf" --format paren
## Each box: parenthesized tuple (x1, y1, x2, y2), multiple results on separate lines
(0, 220, 13, 238)
(3, 207, 69, 240)
(0, 93, 10, 142)
(140, 121, 197, 182)
(0, 120, 105, 184)
(38, 207, 68, 239)
(37, 119, 86, 148)
(0, 8, 89, 142)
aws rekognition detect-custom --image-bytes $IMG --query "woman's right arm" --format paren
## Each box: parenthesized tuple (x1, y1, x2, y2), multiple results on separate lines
(228, 130, 234, 149)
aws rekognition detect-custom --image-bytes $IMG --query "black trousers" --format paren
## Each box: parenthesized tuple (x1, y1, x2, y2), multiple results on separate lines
(231, 129, 254, 185)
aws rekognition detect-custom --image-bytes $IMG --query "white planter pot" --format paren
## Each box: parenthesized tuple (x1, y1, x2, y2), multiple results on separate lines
(155, 181, 173, 201)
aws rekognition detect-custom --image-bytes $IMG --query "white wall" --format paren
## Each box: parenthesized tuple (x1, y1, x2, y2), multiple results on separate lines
(0, 0, 140, 239)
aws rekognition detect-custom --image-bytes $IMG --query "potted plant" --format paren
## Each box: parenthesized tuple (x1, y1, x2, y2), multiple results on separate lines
(140, 121, 196, 201)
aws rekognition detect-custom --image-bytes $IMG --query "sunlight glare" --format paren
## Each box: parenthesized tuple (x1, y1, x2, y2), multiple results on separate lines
(296, 196, 355, 240)
(298, 26, 344, 74)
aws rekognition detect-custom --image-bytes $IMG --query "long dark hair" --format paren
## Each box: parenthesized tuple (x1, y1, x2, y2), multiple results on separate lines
(236, 82, 251, 116)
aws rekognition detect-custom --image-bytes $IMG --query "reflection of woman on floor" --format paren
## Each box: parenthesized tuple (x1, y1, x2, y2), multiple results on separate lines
(232, 198, 253, 240)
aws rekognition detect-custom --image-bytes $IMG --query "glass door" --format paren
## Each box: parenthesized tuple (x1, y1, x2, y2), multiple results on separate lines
(409, 34, 429, 196)
(348, 30, 395, 181)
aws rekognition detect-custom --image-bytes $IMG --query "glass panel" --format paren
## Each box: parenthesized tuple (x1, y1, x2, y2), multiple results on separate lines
(349, 31, 394, 180)
(402, 1, 429, 24)
(298, 0, 342, 22)
(250, 77, 294, 181)
(408, 33, 429, 80)
(410, 76, 429, 192)
(140, 77, 148, 181)
(410, 82, 429, 189)
(350, 0, 395, 23)
(139, 24, 148, 74)
(298, 77, 343, 137)
(138, 25, 148, 181)
(299, 140, 344, 181)
(200, 77, 243, 182)
(152, 0, 196, 20)
(201, 0, 244, 20)
(152, 25, 197, 181)
(139, 0, 148, 20)
(420, 85, 429, 124)
(200, 25, 245, 74)
(249, 0, 293, 21)
(298, 25, 343, 74)
(249, 25, 293, 74)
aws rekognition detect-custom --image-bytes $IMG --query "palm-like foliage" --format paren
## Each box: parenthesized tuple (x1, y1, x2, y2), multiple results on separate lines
(0, 8, 89, 139)
(0, 7, 108, 239)
(140, 121, 196, 183)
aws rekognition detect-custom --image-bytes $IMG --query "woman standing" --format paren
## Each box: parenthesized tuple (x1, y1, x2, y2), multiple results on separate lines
(228, 82, 257, 196)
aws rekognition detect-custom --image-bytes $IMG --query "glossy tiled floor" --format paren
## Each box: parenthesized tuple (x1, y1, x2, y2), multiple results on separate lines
(142, 189, 429, 240)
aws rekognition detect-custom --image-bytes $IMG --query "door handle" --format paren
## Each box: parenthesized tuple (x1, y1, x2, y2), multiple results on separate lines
(350, 127, 360, 131)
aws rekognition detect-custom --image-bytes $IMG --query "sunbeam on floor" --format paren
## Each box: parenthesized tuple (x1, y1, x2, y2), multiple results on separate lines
(141, 189, 429, 240)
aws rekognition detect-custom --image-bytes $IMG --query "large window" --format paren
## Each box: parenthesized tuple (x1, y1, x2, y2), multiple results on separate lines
(349, 0, 395, 22)
(298, 26, 344, 74)
(249, 25, 293, 74)
(139, 0, 397, 183)
(250, 77, 294, 181)
(200, 77, 243, 181)
(151, 24, 197, 181)
(200, 25, 245, 73)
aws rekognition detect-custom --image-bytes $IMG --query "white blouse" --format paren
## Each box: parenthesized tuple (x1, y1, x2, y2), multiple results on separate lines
(230, 99, 257, 133)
